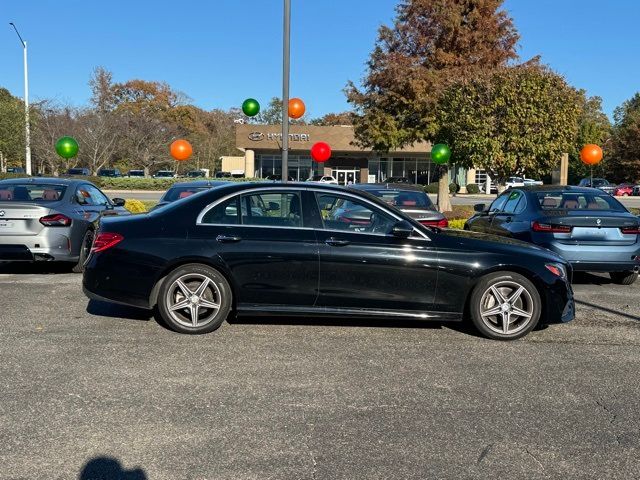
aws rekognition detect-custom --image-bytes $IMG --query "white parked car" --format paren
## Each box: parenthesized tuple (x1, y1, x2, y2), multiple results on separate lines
(308, 175, 338, 184)
(523, 177, 543, 186)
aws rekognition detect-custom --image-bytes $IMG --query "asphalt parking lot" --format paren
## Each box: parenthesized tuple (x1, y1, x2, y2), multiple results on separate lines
(1, 266, 639, 479)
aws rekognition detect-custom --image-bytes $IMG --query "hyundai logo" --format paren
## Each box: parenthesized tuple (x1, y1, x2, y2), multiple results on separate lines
(596, 218, 601, 225)
(0, 210, 4, 217)
(248, 132, 264, 141)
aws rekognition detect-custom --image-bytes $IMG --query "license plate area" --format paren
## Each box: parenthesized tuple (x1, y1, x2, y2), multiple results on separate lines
(0, 221, 15, 229)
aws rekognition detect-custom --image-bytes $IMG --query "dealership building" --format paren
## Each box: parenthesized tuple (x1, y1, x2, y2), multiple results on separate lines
(227, 124, 479, 191)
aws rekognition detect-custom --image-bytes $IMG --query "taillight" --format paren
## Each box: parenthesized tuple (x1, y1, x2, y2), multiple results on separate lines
(621, 226, 640, 235)
(91, 232, 124, 253)
(39, 214, 71, 227)
(420, 218, 449, 228)
(532, 221, 572, 233)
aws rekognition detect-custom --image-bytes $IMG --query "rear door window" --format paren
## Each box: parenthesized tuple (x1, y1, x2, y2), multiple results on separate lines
(489, 194, 509, 213)
(315, 193, 396, 235)
(502, 190, 525, 214)
(240, 192, 303, 228)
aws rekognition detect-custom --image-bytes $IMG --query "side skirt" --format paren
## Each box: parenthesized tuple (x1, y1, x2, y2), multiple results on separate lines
(237, 304, 462, 321)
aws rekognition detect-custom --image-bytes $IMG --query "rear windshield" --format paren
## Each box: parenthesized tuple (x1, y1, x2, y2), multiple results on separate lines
(68, 169, 87, 175)
(0, 184, 67, 202)
(365, 189, 433, 208)
(162, 186, 210, 202)
(536, 192, 626, 212)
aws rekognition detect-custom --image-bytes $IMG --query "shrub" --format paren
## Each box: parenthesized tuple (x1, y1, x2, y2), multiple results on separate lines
(447, 219, 467, 230)
(466, 183, 480, 194)
(449, 183, 460, 193)
(424, 182, 439, 194)
(124, 199, 147, 214)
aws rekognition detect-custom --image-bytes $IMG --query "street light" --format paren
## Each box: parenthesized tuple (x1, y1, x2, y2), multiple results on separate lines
(281, 0, 291, 182)
(9, 22, 32, 176)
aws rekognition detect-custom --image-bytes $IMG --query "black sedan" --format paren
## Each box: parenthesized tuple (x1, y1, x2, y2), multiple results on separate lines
(465, 186, 640, 284)
(83, 182, 574, 340)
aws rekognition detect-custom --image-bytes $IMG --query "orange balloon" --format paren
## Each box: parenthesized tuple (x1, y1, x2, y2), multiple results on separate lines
(288, 98, 306, 119)
(580, 144, 603, 166)
(170, 139, 193, 161)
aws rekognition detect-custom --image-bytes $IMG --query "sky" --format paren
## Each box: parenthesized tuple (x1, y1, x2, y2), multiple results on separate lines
(1, 0, 639, 119)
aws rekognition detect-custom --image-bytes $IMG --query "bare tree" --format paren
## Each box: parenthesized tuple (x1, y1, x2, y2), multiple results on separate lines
(120, 113, 177, 176)
(31, 102, 80, 175)
(76, 109, 120, 175)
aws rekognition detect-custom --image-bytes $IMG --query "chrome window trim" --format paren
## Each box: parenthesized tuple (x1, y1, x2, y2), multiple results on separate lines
(196, 186, 431, 242)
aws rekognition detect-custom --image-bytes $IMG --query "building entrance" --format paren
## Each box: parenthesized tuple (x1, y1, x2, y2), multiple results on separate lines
(333, 169, 358, 185)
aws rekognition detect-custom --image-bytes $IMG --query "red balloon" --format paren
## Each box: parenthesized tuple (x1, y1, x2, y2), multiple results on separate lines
(580, 144, 603, 166)
(170, 139, 193, 161)
(311, 142, 331, 162)
(288, 98, 306, 119)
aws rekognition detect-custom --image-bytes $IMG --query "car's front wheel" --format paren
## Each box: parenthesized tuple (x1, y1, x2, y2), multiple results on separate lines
(469, 271, 541, 340)
(609, 270, 638, 285)
(157, 264, 232, 334)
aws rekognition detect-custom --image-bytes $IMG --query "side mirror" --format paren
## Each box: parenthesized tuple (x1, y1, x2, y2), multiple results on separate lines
(474, 203, 487, 213)
(112, 198, 126, 207)
(392, 220, 414, 238)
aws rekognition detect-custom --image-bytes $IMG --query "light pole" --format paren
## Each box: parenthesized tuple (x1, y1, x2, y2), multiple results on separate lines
(9, 22, 32, 176)
(281, 0, 291, 182)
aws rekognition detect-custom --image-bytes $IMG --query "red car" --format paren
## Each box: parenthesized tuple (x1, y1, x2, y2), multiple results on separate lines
(614, 184, 636, 196)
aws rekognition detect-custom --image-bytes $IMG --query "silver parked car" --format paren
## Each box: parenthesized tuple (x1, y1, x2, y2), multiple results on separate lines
(0, 178, 129, 272)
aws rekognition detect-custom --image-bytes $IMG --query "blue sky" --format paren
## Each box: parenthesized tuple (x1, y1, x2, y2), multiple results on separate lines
(1, 0, 638, 119)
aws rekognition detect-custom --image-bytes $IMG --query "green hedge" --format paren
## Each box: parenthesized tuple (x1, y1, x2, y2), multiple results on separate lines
(466, 183, 480, 194)
(423, 182, 459, 194)
(0, 174, 263, 190)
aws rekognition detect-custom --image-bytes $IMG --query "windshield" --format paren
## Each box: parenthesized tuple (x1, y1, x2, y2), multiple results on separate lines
(0, 184, 67, 202)
(68, 169, 86, 175)
(161, 186, 211, 202)
(536, 191, 626, 212)
(364, 189, 433, 208)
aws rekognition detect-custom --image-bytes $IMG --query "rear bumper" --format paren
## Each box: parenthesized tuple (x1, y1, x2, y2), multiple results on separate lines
(0, 233, 77, 262)
(540, 241, 639, 272)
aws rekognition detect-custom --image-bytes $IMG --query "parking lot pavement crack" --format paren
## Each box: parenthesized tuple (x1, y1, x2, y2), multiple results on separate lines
(595, 399, 622, 446)
(476, 444, 493, 465)
(524, 448, 549, 478)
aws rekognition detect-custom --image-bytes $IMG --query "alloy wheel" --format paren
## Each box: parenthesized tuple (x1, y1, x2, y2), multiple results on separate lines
(479, 280, 534, 335)
(165, 273, 222, 328)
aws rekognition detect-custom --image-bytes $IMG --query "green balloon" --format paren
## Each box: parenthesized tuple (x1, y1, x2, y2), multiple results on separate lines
(242, 98, 260, 117)
(55, 136, 79, 159)
(431, 143, 451, 165)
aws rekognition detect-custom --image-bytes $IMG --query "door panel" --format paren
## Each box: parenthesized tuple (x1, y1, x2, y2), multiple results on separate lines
(313, 192, 438, 311)
(195, 191, 319, 307)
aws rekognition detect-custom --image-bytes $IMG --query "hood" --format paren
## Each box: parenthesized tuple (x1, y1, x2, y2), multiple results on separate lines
(437, 228, 565, 262)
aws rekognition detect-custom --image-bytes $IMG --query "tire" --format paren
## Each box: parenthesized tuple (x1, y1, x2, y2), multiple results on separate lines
(469, 271, 541, 340)
(71, 229, 94, 273)
(157, 263, 232, 334)
(609, 271, 638, 285)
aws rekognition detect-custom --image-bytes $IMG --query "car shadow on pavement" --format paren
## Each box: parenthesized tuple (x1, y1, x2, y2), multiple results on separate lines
(230, 315, 488, 338)
(571, 272, 614, 285)
(0, 262, 74, 274)
(574, 299, 640, 322)
(79, 456, 147, 480)
(86, 299, 154, 321)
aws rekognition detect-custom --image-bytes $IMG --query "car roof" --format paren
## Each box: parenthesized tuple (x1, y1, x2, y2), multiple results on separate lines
(0, 177, 87, 186)
(168, 180, 231, 188)
(350, 183, 425, 192)
(518, 185, 610, 194)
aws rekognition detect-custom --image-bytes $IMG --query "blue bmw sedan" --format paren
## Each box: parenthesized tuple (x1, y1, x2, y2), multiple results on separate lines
(466, 186, 640, 285)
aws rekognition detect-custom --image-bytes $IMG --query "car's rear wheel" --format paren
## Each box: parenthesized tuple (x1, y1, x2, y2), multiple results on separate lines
(469, 271, 541, 340)
(71, 229, 94, 273)
(157, 264, 232, 334)
(609, 270, 638, 285)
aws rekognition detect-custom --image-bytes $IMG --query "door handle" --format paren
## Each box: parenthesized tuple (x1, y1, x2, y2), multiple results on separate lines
(216, 235, 242, 243)
(325, 237, 350, 247)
